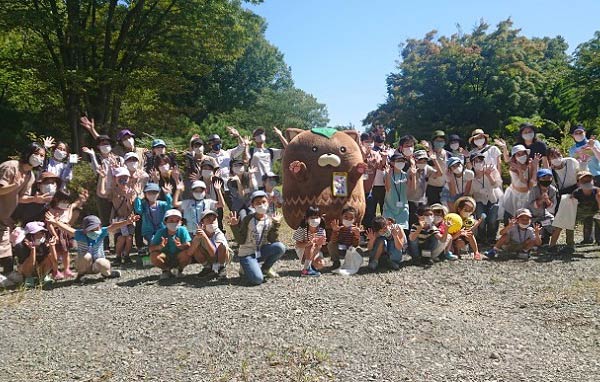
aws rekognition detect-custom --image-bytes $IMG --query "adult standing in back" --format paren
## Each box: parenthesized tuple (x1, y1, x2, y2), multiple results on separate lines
(248, 127, 288, 189)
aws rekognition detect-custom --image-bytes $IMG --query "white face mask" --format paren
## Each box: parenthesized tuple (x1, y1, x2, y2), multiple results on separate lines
(58, 202, 70, 210)
(166, 222, 180, 231)
(154, 147, 166, 155)
(34, 237, 46, 246)
(193, 146, 204, 155)
(204, 221, 218, 233)
(308, 218, 321, 228)
(233, 166, 244, 175)
(474, 162, 484, 171)
(342, 219, 354, 228)
(518, 223, 530, 229)
(255, 203, 269, 214)
(453, 165, 463, 175)
(551, 158, 564, 167)
(424, 216, 434, 225)
(201, 170, 213, 179)
(40, 183, 57, 196)
(98, 145, 112, 154)
(29, 154, 44, 168)
(123, 138, 134, 149)
(450, 142, 460, 151)
(255, 134, 266, 143)
(416, 163, 426, 170)
(402, 147, 414, 156)
(193, 191, 205, 200)
(159, 164, 170, 173)
(126, 161, 138, 171)
(146, 193, 158, 202)
(522, 132, 535, 141)
(433, 215, 443, 224)
(516, 155, 528, 164)
(54, 149, 67, 161)
(573, 134, 585, 143)
(394, 162, 405, 171)
(473, 138, 486, 147)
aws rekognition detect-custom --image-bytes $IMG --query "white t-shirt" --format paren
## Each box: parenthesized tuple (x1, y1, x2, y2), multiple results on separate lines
(250, 147, 283, 187)
(373, 148, 393, 186)
(470, 145, 502, 168)
(180, 198, 218, 234)
(427, 150, 447, 187)
(471, 173, 502, 204)
(553, 157, 579, 191)
(238, 217, 271, 257)
(208, 145, 245, 190)
(447, 169, 474, 195)
(407, 165, 436, 203)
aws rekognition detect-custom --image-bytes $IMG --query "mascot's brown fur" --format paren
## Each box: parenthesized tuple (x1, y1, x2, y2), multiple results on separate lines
(282, 127, 367, 230)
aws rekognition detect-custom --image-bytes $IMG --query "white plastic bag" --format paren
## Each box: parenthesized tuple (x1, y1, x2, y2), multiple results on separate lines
(332, 246, 363, 276)
(552, 194, 578, 230)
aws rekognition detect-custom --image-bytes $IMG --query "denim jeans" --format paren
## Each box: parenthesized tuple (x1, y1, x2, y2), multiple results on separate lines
(370, 236, 404, 263)
(239, 242, 286, 286)
(476, 201, 499, 243)
(408, 235, 437, 258)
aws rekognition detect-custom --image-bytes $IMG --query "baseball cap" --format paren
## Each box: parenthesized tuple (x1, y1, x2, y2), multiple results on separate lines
(152, 139, 166, 148)
(144, 183, 160, 193)
(191, 180, 207, 190)
(200, 210, 218, 221)
(25, 221, 47, 235)
(164, 209, 182, 220)
(82, 215, 102, 232)
(116, 129, 135, 141)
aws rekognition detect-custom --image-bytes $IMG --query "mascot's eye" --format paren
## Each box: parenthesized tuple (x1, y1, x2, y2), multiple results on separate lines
(311, 146, 318, 152)
(339, 146, 347, 153)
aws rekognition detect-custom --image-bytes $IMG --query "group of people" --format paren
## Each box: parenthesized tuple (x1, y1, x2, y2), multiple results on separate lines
(0, 119, 596, 287)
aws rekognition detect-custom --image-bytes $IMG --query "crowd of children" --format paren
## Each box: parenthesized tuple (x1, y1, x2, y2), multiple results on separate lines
(0, 120, 598, 287)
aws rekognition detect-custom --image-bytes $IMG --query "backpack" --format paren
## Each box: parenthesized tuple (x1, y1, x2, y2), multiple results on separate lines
(249, 147, 274, 162)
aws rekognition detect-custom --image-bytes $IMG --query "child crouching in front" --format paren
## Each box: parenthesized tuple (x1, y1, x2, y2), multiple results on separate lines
(367, 215, 406, 271)
(485, 208, 542, 260)
(327, 206, 361, 271)
(293, 206, 327, 277)
(408, 206, 444, 266)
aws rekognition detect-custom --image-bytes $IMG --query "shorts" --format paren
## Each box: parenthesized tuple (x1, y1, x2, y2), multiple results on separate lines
(113, 223, 135, 237)
(295, 247, 323, 261)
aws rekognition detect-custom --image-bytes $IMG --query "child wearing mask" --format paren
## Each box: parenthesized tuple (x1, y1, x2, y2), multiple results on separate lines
(527, 169, 557, 244)
(13, 221, 58, 287)
(407, 150, 442, 219)
(45, 213, 137, 282)
(262, 172, 283, 215)
(328, 206, 361, 270)
(468, 129, 502, 169)
(441, 157, 474, 212)
(44, 140, 74, 191)
(423, 130, 449, 205)
(190, 160, 226, 230)
(190, 210, 232, 280)
(293, 206, 327, 277)
(149, 209, 193, 279)
(134, 183, 173, 245)
(227, 159, 257, 221)
(248, 127, 288, 189)
(485, 208, 542, 260)
(229, 191, 286, 285)
(470, 153, 503, 245)
(173, 180, 223, 236)
(367, 215, 405, 271)
(501, 145, 538, 222)
(430, 203, 457, 260)
(451, 196, 483, 260)
(408, 206, 443, 266)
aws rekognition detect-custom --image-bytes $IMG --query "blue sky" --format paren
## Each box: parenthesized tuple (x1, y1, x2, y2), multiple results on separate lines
(246, 0, 600, 131)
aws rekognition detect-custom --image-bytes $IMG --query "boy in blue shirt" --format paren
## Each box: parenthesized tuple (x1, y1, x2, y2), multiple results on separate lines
(149, 209, 192, 279)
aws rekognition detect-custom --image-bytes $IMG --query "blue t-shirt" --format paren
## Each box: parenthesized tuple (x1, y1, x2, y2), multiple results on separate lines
(151, 226, 192, 256)
(569, 139, 600, 176)
(74, 227, 109, 260)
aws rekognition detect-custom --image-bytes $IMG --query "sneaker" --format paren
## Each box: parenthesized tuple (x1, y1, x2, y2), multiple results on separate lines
(217, 266, 227, 280)
(42, 274, 54, 285)
(263, 268, 280, 279)
(579, 239, 593, 245)
(238, 266, 245, 277)
(368, 259, 378, 271)
(382, 256, 400, 270)
(173, 268, 184, 278)
(24, 277, 37, 288)
(103, 270, 122, 279)
(198, 267, 214, 278)
(159, 270, 173, 280)
(64, 269, 76, 278)
(123, 256, 133, 265)
(594, 212, 600, 220)
(420, 257, 434, 266)
(517, 252, 530, 260)
(112, 256, 122, 266)
(331, 259, 341, 271)
(484, 248, 497, 259)
(559, 246, 575, 256)
(444, 252, 459, 261)
(546, 246, 559, 254)
(53, 270, 65, 281)
(301, 267, 321, 277)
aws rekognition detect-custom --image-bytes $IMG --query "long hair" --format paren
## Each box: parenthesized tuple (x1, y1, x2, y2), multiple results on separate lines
(299, 206, 326, 230)
(20, 142, 44, 164)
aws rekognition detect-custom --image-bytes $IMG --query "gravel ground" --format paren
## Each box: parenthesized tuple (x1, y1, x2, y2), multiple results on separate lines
(1, 238, 599, 381)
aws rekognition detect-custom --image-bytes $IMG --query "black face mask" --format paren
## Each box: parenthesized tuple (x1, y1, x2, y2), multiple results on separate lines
(539, 180, 552, 187)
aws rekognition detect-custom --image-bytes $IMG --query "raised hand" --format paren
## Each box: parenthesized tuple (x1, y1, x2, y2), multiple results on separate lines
(171, 166, 181, 181)
(271, 212, 282, 224)
(79, 116, 95, 131)
(391, 225, 403, 237)
(248, 166, 259, 174)
(418, 216, 426, 228)
(534, 153, 542, 162)
(225, 126, 240, 137)
(366, 228, 376, 243)
(188, 171, 200, 181)
(47, 236, 57, 247)
(173, 237, 183, 248)
(228, 211, 239, 226)
(78, 189, 89, 204)
(484, 165, 494, 175)
(160, 236, 168, 248)
(126, 213, 140, 224)
(162, 184, 173, 195)
(494, 138, 507, 149)
(533, 223, 542, 235)
(23, 239, 34, 249)
(330, 219, 341, 232)
(273, 126, 282, 136)
(45, 211, 57, 224)
(42, 136, 55, 149)
(150, 169, 160, 182)
(508, 218, 517, 227)
(37, 193, 53, 204)
(96, 168, 107, 178)
(356, 162, 368, 175)
(195, 224, 207, 238)
(213, 177, 223, 190)
(81, 146, 94, 155)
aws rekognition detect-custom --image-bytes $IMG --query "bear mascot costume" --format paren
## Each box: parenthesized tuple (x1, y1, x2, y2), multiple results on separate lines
(282, 127, 367, 230)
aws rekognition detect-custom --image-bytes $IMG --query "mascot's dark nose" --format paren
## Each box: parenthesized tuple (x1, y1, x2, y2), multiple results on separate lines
(318, 153, 341, 167)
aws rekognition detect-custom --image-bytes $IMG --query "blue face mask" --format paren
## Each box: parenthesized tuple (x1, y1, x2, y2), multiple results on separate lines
(433, 141, 445, 149)
(212, 144, 222, 152)
(86, 229, 102, 240)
